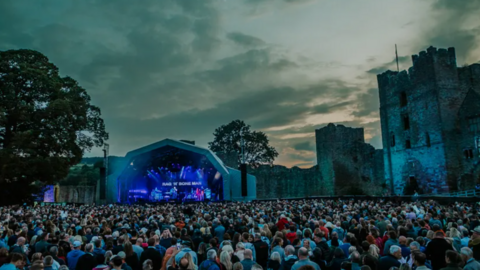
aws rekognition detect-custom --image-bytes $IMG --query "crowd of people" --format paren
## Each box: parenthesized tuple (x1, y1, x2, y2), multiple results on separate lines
(0, 199, 479, 270)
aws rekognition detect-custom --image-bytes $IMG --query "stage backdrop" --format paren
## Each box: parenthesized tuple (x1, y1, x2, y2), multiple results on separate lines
(101, 139, 256, 203)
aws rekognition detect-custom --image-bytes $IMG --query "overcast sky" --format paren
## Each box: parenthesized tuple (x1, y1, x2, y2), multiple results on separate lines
(1, 0, 480, 167)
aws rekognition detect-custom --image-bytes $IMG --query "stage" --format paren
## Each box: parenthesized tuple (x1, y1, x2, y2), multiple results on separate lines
(101, 139, 257, 204)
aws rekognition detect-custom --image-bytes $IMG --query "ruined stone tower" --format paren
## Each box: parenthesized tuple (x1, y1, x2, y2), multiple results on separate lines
(315, 124, 384, 195)
(378, 46, 480, 195)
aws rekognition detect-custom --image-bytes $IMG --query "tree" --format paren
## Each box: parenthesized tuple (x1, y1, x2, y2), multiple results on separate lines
(0, 49, 108, 204)
(208, 120, 278, 168)
(60, 164, 100, 186)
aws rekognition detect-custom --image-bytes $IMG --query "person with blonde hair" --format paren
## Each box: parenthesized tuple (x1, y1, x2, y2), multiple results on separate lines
(142, 259, 153, 270)
(183, 253, 197, 270)
(220, 251, 233, 270)
(449, 228, 462, 251)
(368, 244, 380, 259)
(235, 243, 246, 262)
(32, 253, 43, 264)
(267, 252, 281, 270)
(233, 262, 244, 270)
(425, 231, 434, 241)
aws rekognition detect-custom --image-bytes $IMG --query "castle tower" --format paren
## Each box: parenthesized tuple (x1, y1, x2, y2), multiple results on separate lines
(378, 46, 480, 194)
(315, 123, 384, 195)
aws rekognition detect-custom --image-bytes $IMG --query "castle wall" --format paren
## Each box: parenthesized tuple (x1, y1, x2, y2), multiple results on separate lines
(456, 65, 480, 189)
(249, 124, 385, 199)
(57, 186, 96, 204)
(252, 165, 322, 199)
(315, 124, 385, 195)
(378, 47, 480, 194)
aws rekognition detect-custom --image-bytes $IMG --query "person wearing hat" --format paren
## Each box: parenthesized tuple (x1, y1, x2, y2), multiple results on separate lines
(67, 241, 85, 270)
(468, 226, 480, 261)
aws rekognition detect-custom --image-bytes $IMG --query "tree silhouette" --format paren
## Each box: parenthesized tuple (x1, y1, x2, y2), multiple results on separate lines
(0, 49, 108, 204)
(208, 120, 278, 168)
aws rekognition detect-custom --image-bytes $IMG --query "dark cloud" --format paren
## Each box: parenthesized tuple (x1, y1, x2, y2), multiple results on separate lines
(352, 88, 379, 118)
(246, 0, 315, 5)
(293, 141, 313, 151)
(423, 0, 480, 64)
(227, 32, 266, 47)
(366, 55, 410, 74)
(104, 80, 356, 140)
(0, 0, 422, 166)
(310, 101, 352, 115)
(244, 0, 317, 17)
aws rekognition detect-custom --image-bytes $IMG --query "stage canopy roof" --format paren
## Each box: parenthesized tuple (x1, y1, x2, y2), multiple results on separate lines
(102, 139, 256, 203)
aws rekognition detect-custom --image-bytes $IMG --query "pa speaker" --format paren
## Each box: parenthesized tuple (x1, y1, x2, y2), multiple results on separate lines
(99, 167, 106, 200)
(240, 163, 247, 197)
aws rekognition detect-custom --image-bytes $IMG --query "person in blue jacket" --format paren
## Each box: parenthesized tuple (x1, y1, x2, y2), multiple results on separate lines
(67, 241, 85, 270)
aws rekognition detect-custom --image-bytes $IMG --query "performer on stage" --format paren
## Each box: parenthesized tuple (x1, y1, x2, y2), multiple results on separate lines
(150, 187, 162, 202)
(196, 188, 201, 201)
(198, 187, 205, 201)
(170, 187, 178, 199)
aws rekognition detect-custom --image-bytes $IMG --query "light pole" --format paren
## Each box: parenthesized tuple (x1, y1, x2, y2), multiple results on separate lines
(240, 127, 246, 164)
(239, 127, 247, 200)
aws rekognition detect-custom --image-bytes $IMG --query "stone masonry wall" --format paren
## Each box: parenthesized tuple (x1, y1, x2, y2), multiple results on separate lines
(252, 165, 323, 199)
(315, 124, 385, 195)
(57, 186, 96, 204)
(378, 46, 480, 194)
(245, 124, 385, 199)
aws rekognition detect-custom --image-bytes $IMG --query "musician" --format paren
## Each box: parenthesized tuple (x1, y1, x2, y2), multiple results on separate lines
(151, 187, 162, 202)
(196, 188, 201, 201)
(199, 187, 205, 201)
(170, 187, 178, 199)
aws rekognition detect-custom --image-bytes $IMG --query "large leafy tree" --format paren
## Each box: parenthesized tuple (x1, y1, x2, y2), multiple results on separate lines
(0, 49, 108, 204)
(60, 162, 103, 186)
(208, 120, 278, 167)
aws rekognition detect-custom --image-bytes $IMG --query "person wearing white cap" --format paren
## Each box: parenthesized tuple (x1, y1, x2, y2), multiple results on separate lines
(67, 241, 85, 270)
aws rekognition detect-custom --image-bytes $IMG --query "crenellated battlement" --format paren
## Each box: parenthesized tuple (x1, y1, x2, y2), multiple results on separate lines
(377, 70, 398, 90)
(377, 70, 411, 98)
(411, 46, 456, 67)
(378, 46, 458, 97)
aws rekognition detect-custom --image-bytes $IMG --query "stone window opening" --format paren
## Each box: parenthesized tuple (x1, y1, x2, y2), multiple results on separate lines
(400, 91, 408, 107)
(467, 116, 480, 133)
(390, 133, 396, 147)
(464, 149, 474, 159)
(409, 176, 417, 185)
(406, 139, 411, 149)
(403, 114, 410, 130)
(426, 133, 431, 147)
